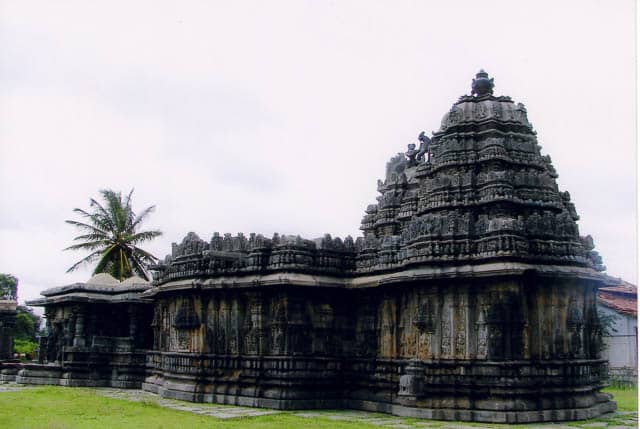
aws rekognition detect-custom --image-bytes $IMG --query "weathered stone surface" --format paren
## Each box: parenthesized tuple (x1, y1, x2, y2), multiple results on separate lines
(15, 71, 614, 423)
(18, 274, 152, 388)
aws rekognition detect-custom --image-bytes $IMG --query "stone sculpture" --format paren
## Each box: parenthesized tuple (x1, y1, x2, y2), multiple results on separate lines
(16, 71, 615, 423)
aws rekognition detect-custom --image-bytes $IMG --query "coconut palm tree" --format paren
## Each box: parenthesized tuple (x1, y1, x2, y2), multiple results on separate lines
(65, 189, 162, 281)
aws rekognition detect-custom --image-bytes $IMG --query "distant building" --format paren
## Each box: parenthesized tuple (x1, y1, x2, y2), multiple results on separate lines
(597, 276, 637, 385)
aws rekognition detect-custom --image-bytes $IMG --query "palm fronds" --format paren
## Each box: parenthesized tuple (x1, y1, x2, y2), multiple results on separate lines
(65, 189, 162, 281)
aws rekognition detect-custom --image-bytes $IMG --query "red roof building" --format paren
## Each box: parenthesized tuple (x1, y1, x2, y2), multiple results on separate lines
(598, 281, 637, 317)
(597, 276, 637, 385)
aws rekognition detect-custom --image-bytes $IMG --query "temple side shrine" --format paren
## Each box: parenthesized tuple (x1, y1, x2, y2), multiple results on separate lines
(11, 71, 615, 423)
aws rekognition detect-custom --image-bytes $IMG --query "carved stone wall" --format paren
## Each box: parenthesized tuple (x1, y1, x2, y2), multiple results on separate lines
(142, 271, 610, 422)
(16, 71, 616, 423)
(151, 288, 349, 358)
(41, 302, 152, 363)
(13, 299, 153, 388)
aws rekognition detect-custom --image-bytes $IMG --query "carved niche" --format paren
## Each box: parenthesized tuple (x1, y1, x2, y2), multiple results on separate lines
(172, 298, 200, 351)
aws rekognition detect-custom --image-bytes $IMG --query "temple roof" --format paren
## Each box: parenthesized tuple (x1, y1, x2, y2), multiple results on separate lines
(86, 273, 119, 286)
(27, 275, 151, 306)
(149, 71, 606, 287)
(121, 275, 150, 286)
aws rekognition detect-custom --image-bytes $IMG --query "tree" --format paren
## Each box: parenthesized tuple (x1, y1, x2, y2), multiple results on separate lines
(65, 189, 162, 281)
(15, 306, 40, 342)
(595, 308, 620, 354)
(597, 309, 620, 338)
(0, 273, 18, 300)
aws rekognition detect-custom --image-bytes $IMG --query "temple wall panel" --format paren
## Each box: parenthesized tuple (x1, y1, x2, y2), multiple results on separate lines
(147, 275, 602, 369)
(25, 272, 611, 422)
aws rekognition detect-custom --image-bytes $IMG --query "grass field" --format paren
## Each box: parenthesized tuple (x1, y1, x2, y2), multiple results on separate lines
(604, 385, 638, 412)
(0, 386, 372, 429)
(0, 385, 636, 429)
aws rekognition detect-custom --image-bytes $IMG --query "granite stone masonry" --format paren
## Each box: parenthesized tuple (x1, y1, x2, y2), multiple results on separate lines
(12, 274, 152, 388)
(11, 71, 615, 423)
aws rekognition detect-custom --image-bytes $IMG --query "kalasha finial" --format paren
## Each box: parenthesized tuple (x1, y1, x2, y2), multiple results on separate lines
(471, 69, 494, 96)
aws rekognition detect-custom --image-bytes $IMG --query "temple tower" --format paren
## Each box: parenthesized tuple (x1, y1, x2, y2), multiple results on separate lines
(349, 71, 613, 421)
(23, 71, 615, 423)
(359, 70, 603, 274)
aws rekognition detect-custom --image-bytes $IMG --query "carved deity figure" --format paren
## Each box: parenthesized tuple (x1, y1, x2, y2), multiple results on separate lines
(476, 303, 488, 358)
(473, 101, 488, 118)
(417, 131, 431, 162)
(405, 143, 418, 167)
(567, 298, 584, 357)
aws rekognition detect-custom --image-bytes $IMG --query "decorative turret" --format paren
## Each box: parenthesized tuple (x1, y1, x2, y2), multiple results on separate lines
(358, 71, 604, 273)
(471, 69, 494, 96)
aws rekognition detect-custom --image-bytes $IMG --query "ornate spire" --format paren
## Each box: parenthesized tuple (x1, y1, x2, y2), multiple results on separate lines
(471, 69, 494, 96)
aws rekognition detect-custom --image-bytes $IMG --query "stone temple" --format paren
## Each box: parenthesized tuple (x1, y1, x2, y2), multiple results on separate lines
(4, 71, 616, 423)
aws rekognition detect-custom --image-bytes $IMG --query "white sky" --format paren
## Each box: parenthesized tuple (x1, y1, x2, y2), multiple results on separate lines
(0, 0, 636, 305)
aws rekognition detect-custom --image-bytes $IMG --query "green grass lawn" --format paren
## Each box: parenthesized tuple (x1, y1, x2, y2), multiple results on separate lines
(0, 387, 385, 429)
(0, 386, 636, 429)
(604, 385, 638, 412)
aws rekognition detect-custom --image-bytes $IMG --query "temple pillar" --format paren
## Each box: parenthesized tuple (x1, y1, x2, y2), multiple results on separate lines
(37, 335, 48, 363)
(72, 306, 86, 347)
(128, 305, 138, 345)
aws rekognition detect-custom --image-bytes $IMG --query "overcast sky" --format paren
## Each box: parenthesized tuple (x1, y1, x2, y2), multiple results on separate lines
(0, 0, 636, 305)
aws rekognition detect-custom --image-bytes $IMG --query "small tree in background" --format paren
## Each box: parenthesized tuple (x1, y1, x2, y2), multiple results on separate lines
(14, 306, 40, 360)
(65, 189, 162, 281)
(15, 306, 40, 342)
(0, 274, 40, 359)
(597, 310, 620, 338)
(0, 273, 18, 300)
